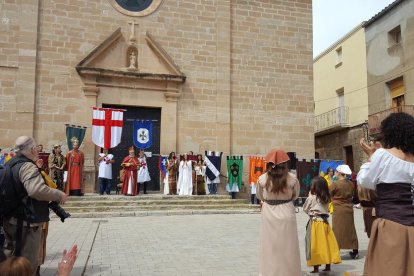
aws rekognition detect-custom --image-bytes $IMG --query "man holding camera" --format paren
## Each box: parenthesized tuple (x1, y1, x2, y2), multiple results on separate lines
(2, 136, 67, 275)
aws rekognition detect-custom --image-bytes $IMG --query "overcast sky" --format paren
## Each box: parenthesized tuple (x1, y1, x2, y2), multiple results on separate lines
(313, 0, 396, 57)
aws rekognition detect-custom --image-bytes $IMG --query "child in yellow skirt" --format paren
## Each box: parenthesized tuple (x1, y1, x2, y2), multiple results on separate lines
(303, 176, 341, 273)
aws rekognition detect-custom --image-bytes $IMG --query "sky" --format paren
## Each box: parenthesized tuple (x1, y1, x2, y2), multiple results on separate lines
(313, 0, 396, 57)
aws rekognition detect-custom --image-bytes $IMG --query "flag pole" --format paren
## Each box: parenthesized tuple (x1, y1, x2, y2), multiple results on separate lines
(90, 106, 127, 111)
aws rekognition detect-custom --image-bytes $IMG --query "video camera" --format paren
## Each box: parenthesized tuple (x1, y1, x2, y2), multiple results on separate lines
(49, 201, 71, 222)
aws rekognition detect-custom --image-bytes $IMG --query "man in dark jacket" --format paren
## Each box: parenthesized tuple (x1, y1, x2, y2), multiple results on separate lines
(2, 136, 67, 275)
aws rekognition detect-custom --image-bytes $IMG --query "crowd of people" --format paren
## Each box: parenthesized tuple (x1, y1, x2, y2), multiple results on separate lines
(257, 112, 413, 276)
(117, 148, 215, 196)
(1, 112, 413, 275)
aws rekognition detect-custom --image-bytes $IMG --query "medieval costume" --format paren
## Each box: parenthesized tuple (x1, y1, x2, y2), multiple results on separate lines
(38, 165, 59, 275)
(178, 159, 193, 196)
(257, 149, 301, 276)
(324, 171, 335, 213)
(329, 168, 359, 253)
(166, 158, 178, 195)
(65, 138, 85, 196)
(98, 150, 114, 195)
(137, 153, 151, 194)
(357, 148, 414, 276)
(194, 161, 206, 195)
(48, 145, 66, 191)
(357, 186, 377, 238)
(121, 148, 139, 196)
(303, 194, 341, 268)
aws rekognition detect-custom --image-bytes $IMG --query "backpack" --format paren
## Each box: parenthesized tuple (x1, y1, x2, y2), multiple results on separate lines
(0, 158, 31, 256)
(0, 159, 28, 219)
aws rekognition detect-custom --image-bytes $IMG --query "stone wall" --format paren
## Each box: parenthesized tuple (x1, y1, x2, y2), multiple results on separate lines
(365, 0, 414, 114)
(231, 0, 314, 156)
(0, 0, 313, 192)
(315, 125, 366, 173)
(0, 0, 39, 145)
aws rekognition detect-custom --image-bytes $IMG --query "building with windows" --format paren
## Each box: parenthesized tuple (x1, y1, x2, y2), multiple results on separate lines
(365, 0, 414, 136)
(0, 0, 314, 192)
(313, 23, 368, 172)
(314, 0, 414, 172)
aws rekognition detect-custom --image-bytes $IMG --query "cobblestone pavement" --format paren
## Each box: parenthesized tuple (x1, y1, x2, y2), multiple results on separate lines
(41, 209, 367, 276)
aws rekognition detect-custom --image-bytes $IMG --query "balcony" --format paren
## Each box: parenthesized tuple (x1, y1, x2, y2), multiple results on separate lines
(368, 105, 414, 135)
(315, 106, 350, 135)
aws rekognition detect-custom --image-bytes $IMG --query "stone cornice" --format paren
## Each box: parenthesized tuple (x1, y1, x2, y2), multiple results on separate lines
(76, 67, 186, 83)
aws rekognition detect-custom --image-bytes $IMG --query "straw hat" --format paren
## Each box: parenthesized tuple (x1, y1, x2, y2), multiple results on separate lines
(265, 149, 290, 165)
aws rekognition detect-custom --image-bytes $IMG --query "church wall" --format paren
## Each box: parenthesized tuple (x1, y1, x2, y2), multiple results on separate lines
(31, 0, 228, 152)
(230, 0, 314, 188)
(0, 0, 39, 147)
(1, 0, 314, 192)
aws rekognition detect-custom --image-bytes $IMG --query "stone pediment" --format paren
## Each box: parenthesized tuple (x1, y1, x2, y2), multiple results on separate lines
(76, 28, 186, 83)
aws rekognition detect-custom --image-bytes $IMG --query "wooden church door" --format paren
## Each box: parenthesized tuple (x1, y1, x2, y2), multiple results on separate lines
(103, 104, 161, 192)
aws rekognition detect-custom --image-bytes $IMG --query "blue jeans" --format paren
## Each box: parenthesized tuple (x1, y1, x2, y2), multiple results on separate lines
(210, 183, 218, 194)
(99, 177, 112, 195)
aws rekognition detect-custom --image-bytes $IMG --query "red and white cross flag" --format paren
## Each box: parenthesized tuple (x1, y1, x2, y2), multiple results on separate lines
(92, 107, 124, 149)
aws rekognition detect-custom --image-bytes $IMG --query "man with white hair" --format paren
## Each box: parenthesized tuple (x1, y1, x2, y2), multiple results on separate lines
(2, 136, 68, 275)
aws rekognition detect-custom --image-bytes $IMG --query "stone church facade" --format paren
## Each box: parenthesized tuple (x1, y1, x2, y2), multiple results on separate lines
(0, 0, 314, 192)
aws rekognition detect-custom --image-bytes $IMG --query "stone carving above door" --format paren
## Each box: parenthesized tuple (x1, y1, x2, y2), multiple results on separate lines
(76, 26, 185, 102)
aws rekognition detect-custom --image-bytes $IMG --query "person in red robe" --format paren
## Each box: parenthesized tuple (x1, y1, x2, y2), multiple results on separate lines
(65, 137, 85, 196)
(121, 146, 140, 196)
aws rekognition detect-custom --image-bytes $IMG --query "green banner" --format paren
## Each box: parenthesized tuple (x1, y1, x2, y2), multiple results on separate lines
(227, 156, 243, 190)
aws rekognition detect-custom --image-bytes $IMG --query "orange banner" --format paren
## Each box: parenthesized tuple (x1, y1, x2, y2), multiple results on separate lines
(249, 156, 266, 185)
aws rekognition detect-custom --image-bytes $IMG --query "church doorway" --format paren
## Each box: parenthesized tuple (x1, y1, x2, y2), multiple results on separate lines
(103, 104, 161, 192)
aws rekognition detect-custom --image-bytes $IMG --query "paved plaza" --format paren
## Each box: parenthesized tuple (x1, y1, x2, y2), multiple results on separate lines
(41, 209, 368, 276)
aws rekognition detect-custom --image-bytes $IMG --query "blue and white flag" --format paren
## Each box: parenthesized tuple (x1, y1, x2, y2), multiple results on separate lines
(205, 151, 223, 183)
(133, 120, 152, 149)
(158, 155, 167, 178)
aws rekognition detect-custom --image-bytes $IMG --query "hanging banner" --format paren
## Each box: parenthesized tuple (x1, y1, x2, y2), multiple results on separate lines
(133, 120, 153, 149)
(227, 156, 243, 190)
(205, 151, 222, 183)
(297, 160, 321, 197)
(65, 124, 87, 150)
(158, 155, 167, 178)
(91, 107, 124, 149)
(249, 156, 266, 185)
(319, 160, 344, 177)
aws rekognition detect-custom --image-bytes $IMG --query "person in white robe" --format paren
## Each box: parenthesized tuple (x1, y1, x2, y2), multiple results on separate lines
(178, 153, 193, 196)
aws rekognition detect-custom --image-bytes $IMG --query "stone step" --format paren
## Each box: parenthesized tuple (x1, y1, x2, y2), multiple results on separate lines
(64, 199, 248, 207)
(55, 208, 260, 219)
(63, 203, 258, 213)
(58, 193, 257, 218)
(67, 194, 232, 201)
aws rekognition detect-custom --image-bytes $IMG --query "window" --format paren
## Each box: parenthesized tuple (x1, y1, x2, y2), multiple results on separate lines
(336, 88, 345, 123)
(336, 88, 344, 108)
(387, 77, 405, 111)
(335, 47, 342, 67)
(388, 25, 402, 46)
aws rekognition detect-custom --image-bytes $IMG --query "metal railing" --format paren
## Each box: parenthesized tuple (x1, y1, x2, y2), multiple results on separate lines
(315, 106, 350, 133)
(368, 105, 414, 135)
